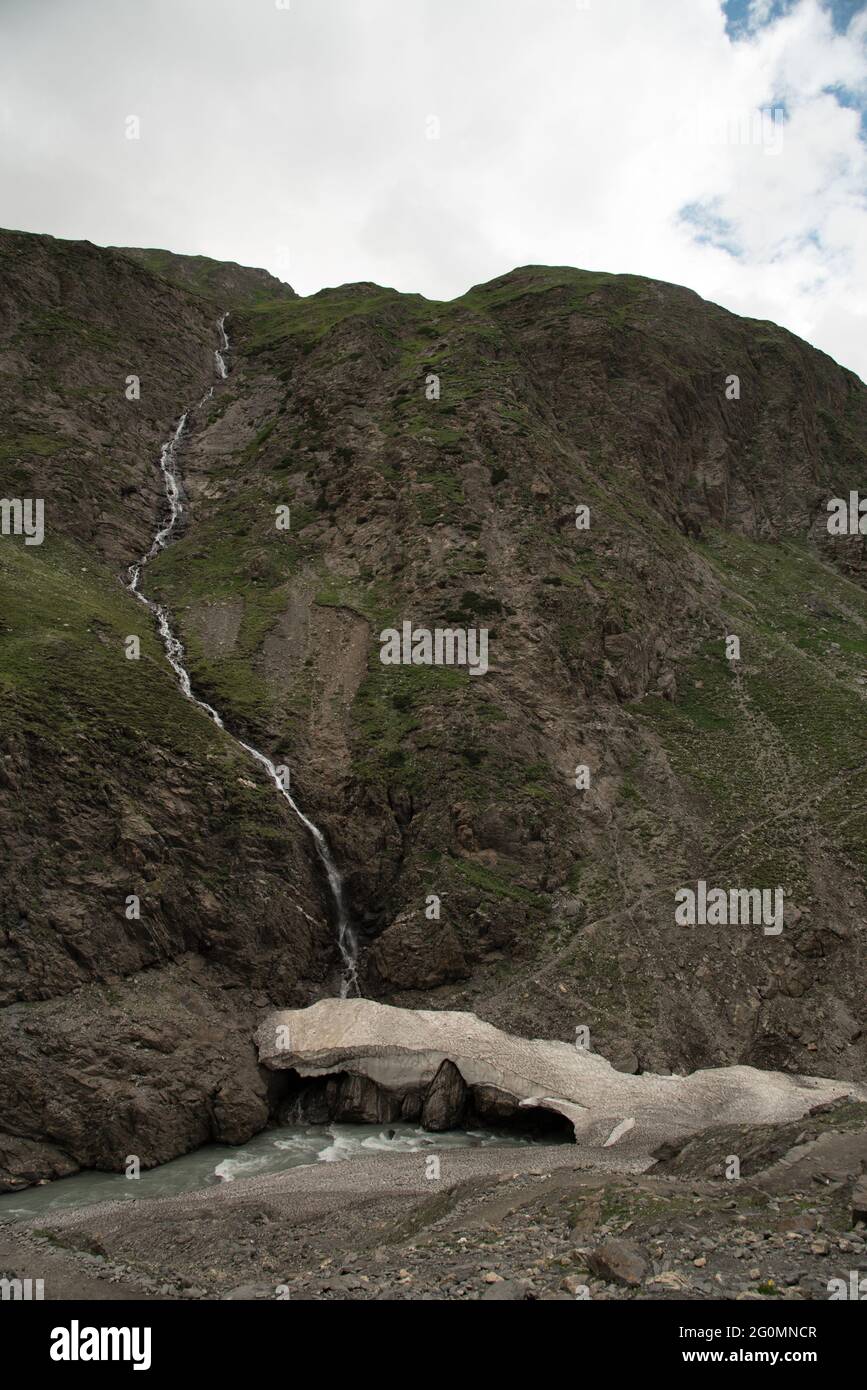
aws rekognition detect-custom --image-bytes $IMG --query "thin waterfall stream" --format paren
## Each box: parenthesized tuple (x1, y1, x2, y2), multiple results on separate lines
(126, 315, 358, 996)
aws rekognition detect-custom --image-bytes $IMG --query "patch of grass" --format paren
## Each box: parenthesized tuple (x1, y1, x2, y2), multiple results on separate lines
(0, 538, 233, 762)
(23, 309, 117, 350)
(636, 530, 867, 891)
(0, 432, 68, 463)
(451, 855, 547, 907)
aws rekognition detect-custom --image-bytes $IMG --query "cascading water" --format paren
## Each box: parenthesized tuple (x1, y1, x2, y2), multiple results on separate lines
(214, 312, 230, 379)
(127, 316, 358, 996)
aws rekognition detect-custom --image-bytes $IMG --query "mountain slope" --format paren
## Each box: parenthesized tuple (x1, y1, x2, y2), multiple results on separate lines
(112, 245, 297, 310)
(0, 231, 330, 1189)
(161, 259, 866, 1070)
(1, 229, 865, 1187)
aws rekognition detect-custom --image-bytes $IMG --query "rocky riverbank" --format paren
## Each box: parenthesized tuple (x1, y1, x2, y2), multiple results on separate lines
(2, 1098, 865, 1301)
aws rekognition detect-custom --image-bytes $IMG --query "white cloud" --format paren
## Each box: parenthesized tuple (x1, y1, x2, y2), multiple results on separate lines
(0, 0, 865, 379)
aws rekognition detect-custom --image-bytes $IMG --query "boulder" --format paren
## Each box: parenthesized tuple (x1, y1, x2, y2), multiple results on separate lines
(327, 1072, 403, 1124)
(480, 1279, 528, 1300)
(421, 1060, 467, 1131)
(588, 1238, 650, 1287)
(369, 914, 469, 990)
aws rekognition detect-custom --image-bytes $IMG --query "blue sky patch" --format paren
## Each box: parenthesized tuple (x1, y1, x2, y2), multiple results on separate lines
(722, 2, 867, 137)
(679, 202, 744, 257)
(723, 0, 866, 38)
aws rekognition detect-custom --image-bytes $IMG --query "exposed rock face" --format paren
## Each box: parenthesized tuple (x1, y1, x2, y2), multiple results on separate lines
(256, 1000, 865, 1159)
(0, 962, 273, 1192)
(421, 1060, 467, 1131)
(369, 915, 469, 991)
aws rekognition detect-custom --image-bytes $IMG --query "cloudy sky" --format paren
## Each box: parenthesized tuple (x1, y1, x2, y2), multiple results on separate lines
(1, 0, 866, 378)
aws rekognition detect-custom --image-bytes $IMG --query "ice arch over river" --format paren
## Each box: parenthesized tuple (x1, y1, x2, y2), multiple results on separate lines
(257, 1000, 865, 1163)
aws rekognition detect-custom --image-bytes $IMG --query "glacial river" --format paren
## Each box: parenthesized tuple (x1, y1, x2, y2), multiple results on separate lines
(0, 1123, 555, 1222)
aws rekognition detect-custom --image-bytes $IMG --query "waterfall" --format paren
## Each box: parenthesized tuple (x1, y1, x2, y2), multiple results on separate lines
(214, 313, 230, 379)
(127, 316, 358, 996)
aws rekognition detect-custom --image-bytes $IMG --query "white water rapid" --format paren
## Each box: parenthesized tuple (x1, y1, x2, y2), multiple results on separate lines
(127, 317, 359, 996)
